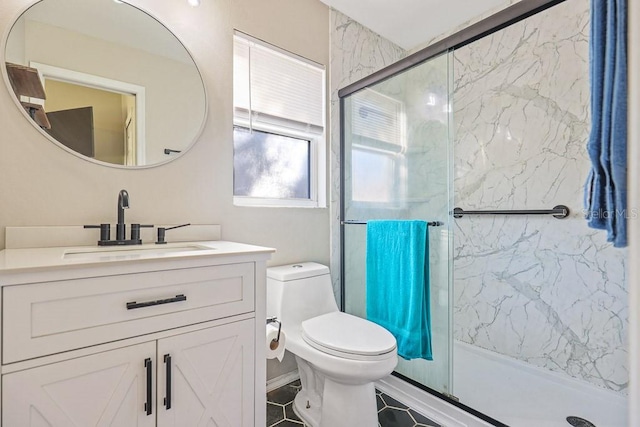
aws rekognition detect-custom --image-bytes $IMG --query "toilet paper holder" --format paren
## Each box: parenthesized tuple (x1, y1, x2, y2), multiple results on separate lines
(266, 317, 282, 343)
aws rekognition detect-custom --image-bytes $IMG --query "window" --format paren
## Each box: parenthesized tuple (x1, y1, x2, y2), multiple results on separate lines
(233, 126, 310, 199)
(233, 32, 326, 207)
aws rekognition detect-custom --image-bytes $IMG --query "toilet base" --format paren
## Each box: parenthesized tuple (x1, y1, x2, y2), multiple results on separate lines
(292, 389, 321, 426)
(320, 380, 377, 427)
(293, 356, 323, 426)
(293, 356, 378, 427)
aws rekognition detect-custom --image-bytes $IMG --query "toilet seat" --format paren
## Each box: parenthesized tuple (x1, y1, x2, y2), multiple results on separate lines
(301, 312, 397, 361)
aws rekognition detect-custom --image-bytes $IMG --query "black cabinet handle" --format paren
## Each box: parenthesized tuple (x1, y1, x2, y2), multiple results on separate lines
(164, 354, 172, 410)
(127, 294, 187, 310)
(144, 358, 152, 416)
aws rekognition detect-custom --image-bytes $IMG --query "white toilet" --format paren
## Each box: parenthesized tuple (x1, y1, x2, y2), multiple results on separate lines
(267, 262, 397, 427)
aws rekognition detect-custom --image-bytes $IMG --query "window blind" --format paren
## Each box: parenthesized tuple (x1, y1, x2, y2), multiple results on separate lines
(233, 33, 325, 131)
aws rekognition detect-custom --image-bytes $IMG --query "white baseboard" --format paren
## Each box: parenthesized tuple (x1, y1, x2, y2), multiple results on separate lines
(376, 375, 494, 427)
(267, 371, 300, 393)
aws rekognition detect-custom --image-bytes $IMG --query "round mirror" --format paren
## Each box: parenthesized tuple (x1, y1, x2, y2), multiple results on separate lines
(4, 0, 206, 167)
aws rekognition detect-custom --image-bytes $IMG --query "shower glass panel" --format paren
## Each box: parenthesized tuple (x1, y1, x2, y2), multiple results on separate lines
(341, 51, 454, 395)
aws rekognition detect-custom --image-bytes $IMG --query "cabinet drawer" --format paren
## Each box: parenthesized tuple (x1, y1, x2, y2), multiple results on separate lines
(3, 263, 255, 363)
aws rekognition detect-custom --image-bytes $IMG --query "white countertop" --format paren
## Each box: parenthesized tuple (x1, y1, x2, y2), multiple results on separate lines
(0, 241, 275, 274)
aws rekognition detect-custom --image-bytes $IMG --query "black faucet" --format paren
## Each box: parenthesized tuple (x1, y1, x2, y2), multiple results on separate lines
(116, 189, 130, 241)
(85, 189, 153, 246)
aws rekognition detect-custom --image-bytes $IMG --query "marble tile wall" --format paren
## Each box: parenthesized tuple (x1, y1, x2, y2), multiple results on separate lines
(409, 0, 522, 54)
(452, 0, 628, 393)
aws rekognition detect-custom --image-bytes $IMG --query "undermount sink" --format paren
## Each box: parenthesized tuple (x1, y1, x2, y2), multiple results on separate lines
(63, 243, 212, 260)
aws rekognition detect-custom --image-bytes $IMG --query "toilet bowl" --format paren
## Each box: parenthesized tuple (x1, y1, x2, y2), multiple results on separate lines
(267, 262, 398, 427)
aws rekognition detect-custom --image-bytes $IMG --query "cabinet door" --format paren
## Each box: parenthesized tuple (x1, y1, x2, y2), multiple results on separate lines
(3, 342, 156, 427)
(157, 319, 255, 427)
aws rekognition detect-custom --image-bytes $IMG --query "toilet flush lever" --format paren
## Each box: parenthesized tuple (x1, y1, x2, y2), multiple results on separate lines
(266, 317, 282, 343)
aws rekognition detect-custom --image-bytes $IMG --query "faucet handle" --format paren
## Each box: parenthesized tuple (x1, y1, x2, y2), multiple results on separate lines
(156, 223, 191, 244)
(84, 224, 111, 242)
(130, 224, 154, 242)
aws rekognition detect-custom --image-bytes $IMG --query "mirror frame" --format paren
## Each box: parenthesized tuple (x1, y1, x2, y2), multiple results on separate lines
(1, 0, 208, 169)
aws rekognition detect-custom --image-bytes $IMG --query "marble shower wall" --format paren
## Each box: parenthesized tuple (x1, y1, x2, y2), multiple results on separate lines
(453, 0, 628, 393)
(409, 0, 522, 53)
(329, 9, 405, 301)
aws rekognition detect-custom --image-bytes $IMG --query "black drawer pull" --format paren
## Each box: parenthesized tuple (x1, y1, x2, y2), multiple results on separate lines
(126, 294, 187, 310)
(164, 353, 172, 410)
(144, 358, 152, 416)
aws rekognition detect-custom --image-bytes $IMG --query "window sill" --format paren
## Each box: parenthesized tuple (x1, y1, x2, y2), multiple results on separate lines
(233, 196, 326, 209)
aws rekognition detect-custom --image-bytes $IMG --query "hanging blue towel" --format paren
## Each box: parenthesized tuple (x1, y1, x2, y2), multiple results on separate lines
(585, 0, 627, 247)
(366, 220, 432, 360)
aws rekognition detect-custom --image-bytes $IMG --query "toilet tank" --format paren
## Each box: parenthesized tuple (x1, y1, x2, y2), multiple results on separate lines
(266, 262, 339, 331)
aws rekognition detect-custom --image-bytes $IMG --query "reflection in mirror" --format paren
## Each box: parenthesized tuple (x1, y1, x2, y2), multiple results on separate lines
(4, 0, 206, 167)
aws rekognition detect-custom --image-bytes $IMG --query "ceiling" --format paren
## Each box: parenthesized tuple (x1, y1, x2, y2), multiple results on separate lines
(318, 0, 512, 50)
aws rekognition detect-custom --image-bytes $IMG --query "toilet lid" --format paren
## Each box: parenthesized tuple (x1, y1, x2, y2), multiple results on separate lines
(301, 312, 396, 361)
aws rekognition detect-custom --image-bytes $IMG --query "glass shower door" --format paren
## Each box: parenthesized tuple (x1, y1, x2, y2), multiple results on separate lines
(341, 51, 454, 395)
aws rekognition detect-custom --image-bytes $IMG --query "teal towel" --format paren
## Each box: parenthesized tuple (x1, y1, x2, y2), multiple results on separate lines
(366, 220, 432, 360)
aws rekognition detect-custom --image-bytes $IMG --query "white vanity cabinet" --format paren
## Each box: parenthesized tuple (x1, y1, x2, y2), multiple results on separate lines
(0, 241, 273, 427)
(3, 319, 255, 426)
(156, 319, 255, 426)
(3, 341, 157, 426)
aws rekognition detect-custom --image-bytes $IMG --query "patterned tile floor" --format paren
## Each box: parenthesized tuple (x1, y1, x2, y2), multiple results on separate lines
(267, 380, 441, 427)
